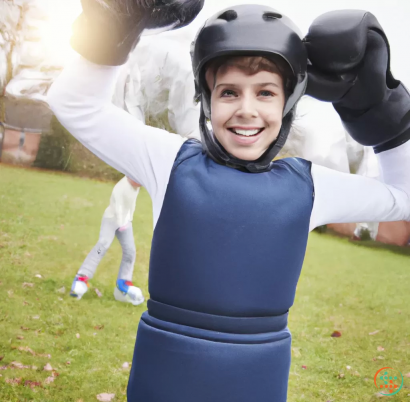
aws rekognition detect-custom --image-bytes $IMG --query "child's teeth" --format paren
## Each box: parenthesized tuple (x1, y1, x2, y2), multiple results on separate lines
(233, 129, 260, 136)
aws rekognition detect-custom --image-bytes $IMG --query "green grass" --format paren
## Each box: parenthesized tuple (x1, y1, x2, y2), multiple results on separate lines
(0, 163, 409, 402)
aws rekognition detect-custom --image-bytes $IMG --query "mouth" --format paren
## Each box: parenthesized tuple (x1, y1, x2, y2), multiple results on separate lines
(227, 127, 265, 137)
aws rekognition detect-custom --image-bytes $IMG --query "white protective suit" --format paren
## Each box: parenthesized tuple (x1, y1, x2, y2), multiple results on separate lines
(112, 29, 201, 139)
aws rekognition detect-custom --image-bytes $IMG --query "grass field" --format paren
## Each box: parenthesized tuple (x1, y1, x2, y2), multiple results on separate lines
(1, 163, 409, 402)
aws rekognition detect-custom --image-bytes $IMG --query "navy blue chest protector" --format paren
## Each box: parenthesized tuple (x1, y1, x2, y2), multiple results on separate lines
(128, 140, 314, 402)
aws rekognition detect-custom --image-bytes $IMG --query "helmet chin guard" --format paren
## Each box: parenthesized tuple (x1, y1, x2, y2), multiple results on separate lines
(191, 4, 307, 172)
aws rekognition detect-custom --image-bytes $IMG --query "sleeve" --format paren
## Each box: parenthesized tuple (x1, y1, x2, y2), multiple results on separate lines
(47, 55, 185, 206)
(309, 141, 410, 231)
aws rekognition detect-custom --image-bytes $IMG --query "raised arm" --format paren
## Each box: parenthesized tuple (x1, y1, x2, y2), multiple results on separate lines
(310, 142, 410, 230)
(48, 0, 204, 224)
(48, 55, 184, 197)
(304, 10, 410, 230)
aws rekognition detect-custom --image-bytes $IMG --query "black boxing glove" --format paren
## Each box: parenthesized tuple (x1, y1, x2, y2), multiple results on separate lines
(304, 10, 410, 153)
(71, 0, 204, 66)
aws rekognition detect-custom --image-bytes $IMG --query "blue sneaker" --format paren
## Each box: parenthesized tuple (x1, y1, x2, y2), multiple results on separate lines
(114, 279, 144, 306)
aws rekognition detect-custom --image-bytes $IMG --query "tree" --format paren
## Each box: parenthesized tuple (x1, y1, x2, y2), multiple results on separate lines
(0, 0, 26, 122)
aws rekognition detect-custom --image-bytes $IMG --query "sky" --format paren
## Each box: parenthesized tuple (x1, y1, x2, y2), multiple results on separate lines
(42, 0, 410, 85)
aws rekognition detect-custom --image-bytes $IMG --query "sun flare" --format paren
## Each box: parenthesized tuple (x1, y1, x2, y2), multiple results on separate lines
(39, 0, 82, 65)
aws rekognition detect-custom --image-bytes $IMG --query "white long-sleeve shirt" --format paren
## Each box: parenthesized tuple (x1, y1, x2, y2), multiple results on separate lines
(47, 56, 410, 231)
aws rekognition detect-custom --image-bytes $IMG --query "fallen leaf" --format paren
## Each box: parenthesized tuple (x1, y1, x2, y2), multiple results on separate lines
(353, 371, 360, 377)
(18, 346, 34, 355)
(43, 363, 53, 371)
(34, 274, 42, 279)
(369, 330, 380, 336)
(96, 393, 116, 401)
(122, 362, 129, 369)
(76, 333, 80, 339)
(57, 287, 66, 294)
(44, 376, 56, 385)
(24, 380, 42, 389)
(5, 377, 22, 385)
(22, 283, 34, 288)
(17, 346, 50, 358)
(5, 361, 36, 370)
(95, 288, 103, 297)
(377, 346, 385, 351)
(94, 325, 104, 330)
(0, 356, 3, 361)
(16, 336, 24, 340)
(23, 301, 29, 306)
(331, 331, 342, 338)
(10, 361, 29, 369)
(24, 252, 32, 257)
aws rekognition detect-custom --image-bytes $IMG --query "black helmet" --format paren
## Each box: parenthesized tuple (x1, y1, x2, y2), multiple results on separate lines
(191, 4, 307, 172)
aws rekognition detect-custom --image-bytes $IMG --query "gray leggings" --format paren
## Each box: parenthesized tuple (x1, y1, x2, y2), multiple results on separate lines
(78, 217, 136, 281)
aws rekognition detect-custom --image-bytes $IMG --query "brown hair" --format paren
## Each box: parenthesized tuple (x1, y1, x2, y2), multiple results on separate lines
(204, 55, 294, 97)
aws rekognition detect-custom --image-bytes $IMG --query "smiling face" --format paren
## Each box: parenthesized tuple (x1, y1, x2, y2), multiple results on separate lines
(205, 57, 286, 161)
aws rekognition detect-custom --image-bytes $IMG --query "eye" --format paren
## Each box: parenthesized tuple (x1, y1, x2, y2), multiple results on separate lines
(220, 89, 237, 97)
(259, 90, 274, 97)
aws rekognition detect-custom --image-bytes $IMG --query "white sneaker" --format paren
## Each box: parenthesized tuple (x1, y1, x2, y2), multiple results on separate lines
(70, 275, 90, 299)
(114, 280, 145, 306)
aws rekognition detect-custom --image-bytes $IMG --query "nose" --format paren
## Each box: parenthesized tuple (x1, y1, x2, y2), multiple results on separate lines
(235, 94, 259, 119)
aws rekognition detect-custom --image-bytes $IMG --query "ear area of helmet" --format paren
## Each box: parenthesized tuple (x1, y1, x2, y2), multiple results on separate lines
(201, 95, 211, 119)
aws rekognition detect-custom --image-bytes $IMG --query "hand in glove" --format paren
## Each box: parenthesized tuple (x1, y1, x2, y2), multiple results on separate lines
(71, 0, 204, 66)
(304, 10, 410, 153)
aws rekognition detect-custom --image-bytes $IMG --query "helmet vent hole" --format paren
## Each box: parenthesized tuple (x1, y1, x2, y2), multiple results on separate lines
(217, 10, 238, 22)
(263, 12, 282, 21)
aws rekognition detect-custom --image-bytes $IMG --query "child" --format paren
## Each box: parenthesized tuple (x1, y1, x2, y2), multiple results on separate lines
(70, 176, 144, 305)
(48, 2, 410, 401)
